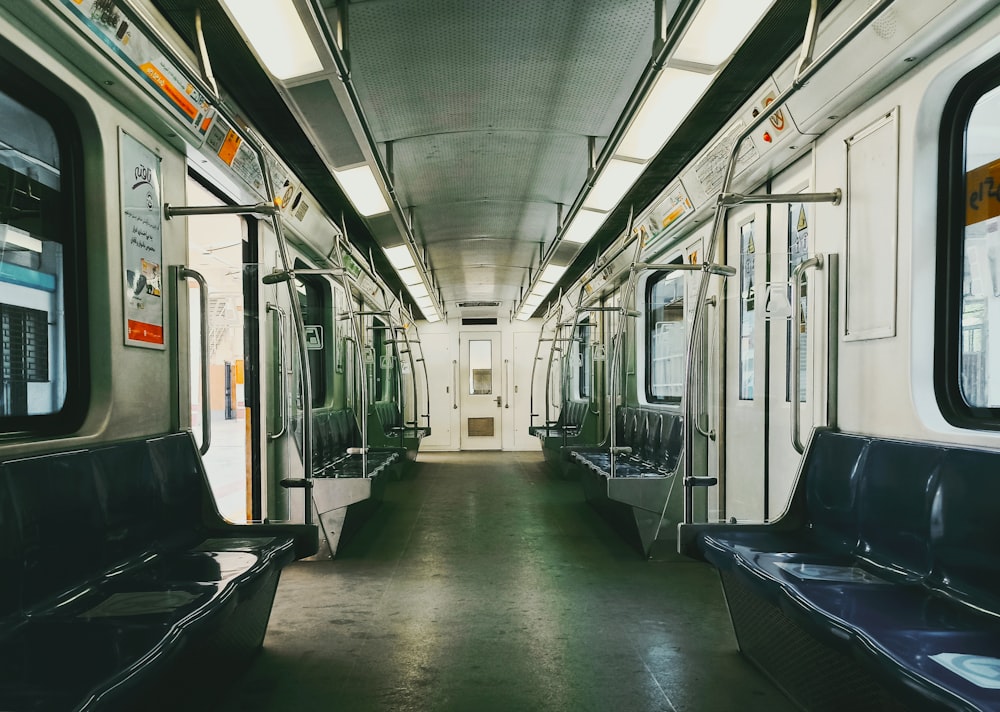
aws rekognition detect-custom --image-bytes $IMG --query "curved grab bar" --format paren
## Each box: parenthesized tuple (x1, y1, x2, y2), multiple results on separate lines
(266, 303, 288, 441)
(790, 254, 824, 454)
(178, 267, 211, 455)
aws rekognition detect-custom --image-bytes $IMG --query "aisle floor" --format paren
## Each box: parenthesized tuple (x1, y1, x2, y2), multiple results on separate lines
(218, 451, 795, 712)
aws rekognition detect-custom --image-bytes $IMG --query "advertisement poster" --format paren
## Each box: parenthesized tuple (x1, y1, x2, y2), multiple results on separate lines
(120, 130, 165, 349)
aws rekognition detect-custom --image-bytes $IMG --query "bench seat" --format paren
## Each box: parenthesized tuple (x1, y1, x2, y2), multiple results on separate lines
(368, 401, 428, 463)
(681, 429, 1000, 711)
(304, 409, 398, 558)
(0, 432, 316, 711)
(530, 401, 599, 476)
(567, 406, 683, 556)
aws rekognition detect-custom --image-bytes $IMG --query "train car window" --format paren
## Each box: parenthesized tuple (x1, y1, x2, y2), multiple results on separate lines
(646, 269, 685, 403)
(939, 60, 1000, 426)
(739, 219, 757, 401)
(373, 316, 388, 400)
(0, 72, 84, 428)
(577, 317, 592, 399)
(294, 262, 327, 408)
(787, 203, 809, 403)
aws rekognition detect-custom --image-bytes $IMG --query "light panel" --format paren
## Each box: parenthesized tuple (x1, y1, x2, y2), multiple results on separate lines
(583, 158, 646, 212)
(523, 293, 544, 308)
(538, 263, 567, 285)
(407, 282, 429, 300)
(424, 311, 441, 323)
(617, 68, 717, 161)
(674, 0, 774, 67)
(221, 0, 323, 80)
(515, 310, 533, 322)
(383, 244, 415, 269)
(530, 282, 554, 299)
(333, 165, 390, 216)
(398, 266, 423, 285)
(562, 209, 606, 245)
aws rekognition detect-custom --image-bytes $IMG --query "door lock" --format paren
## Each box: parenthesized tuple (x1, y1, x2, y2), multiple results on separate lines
(495, 396, 502, 408)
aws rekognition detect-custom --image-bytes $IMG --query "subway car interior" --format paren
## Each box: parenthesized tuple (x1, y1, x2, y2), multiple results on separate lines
(2, 0, 1000, 709)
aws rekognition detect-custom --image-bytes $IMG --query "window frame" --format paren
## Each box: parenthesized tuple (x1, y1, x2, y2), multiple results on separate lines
(936, 55, 1000, 429)
(0, 60, 88, 432)
(644, 264, 685, 405)
(294, 259, 330, 408)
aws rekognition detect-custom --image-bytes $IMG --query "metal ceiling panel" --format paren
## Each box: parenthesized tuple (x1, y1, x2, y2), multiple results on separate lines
(414, 200, 556, 245)
(391, 131, 590, 210)
(347, 0, 655, 141)
(288, 80, 367, 169)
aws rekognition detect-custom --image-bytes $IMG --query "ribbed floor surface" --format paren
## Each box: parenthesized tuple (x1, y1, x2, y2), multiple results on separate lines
(216, 451, 795, 711)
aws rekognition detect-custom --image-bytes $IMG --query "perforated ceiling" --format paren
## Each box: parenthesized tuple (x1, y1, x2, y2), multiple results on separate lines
(346, 0, 655, 312)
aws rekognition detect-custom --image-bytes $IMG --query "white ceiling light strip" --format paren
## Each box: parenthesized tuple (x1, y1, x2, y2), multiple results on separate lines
(220, 0, 323, 80)
(516, 0, 775, 319)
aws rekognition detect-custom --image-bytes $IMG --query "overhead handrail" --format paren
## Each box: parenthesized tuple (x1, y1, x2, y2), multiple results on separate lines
(266, 302, 288, 441)
(177, 266, 211, 455)
(681, 0, 894, 525)
(790, 254, 825, 454)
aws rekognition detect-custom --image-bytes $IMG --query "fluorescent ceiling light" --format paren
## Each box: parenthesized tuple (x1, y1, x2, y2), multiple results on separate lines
(515, 311, 533, 322)
(221, 0, 323, 80)
(383, 244, 415, 269)
(674, 0, 774, 67)
(617, 68, 717, 161)
(333, 165, 390, 217)
(424, 311, 441, 323)
(538, 263, 567, 285)
(407, 282, 429, 300)
(415, 294, 434, 308)
(398, 266, 423, 285)
(530, 282, 554, 299)
(562, 209, 606, 245)
(583, 158, 646, 212)
(523, 293, 544, 308)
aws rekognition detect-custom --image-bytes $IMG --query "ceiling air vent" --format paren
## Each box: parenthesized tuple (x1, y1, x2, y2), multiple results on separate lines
(461, 318, 498, 326)
(457, 301, 501, 308)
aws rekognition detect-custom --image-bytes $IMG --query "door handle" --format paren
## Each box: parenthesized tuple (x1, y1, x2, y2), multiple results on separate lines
(790, 254, 824, 454)
(177, 266, 211, 455)
(496, 396, 502, 408)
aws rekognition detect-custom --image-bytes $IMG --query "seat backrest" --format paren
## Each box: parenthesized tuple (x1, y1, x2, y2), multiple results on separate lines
(802, 431, 868, 552)
(661, 412, 683, 471)
(4, 450, 109, 607)
(931, 448, 1000, 613)
(93, 439, 163, 563)
(856, 438, 944, 579)
(0, 476, 22, 621)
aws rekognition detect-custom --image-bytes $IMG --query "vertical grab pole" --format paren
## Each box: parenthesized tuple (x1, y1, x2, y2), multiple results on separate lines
(543, 296, 565, 430)
(333, 239, 369, 477)
(608, 211, 640, 479)
(409, 318, 431, 433)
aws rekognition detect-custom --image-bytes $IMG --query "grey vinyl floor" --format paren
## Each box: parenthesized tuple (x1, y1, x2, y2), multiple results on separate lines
(215, 451, 796, 712)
